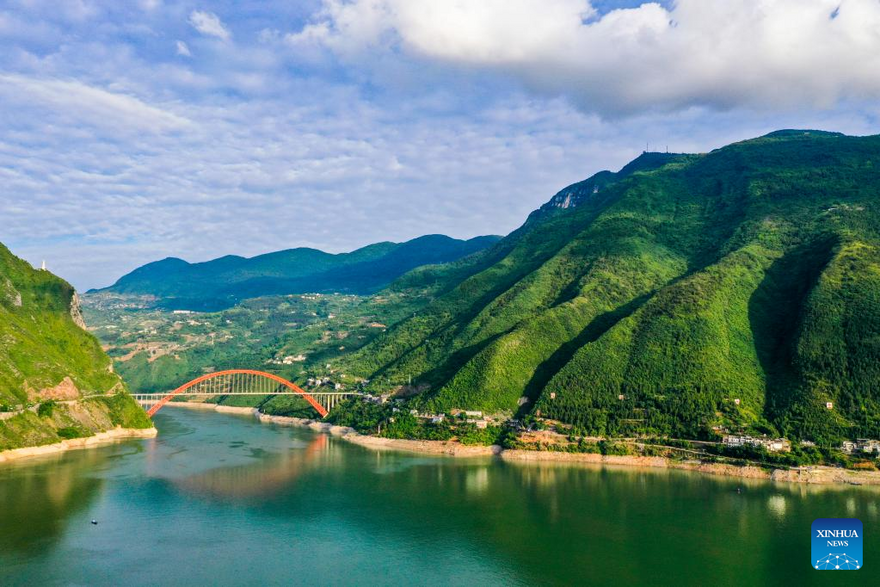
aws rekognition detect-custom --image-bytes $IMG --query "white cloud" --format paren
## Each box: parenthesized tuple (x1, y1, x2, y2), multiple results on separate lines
(4, 78, 872, 290)
(0, 74, 191, 132)
(291, 0, 880, 116)
(1, 0, 879, 291)
(176, 40, 192, 57)
(188, 10, 231, 41)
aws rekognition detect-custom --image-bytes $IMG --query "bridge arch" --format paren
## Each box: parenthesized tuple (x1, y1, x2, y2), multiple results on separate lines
(145, 369, 329, 418)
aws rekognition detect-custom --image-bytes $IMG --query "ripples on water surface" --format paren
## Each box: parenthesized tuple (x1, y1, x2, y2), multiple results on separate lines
(1, 408, 878, 586)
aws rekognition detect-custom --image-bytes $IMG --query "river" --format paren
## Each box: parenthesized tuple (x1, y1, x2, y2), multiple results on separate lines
(1, 408, 877, 586)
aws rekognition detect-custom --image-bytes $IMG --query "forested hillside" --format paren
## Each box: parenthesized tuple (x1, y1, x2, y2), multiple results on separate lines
(0, 244, 150, 450)
(341, 131, 880, 444)
(93, 234, 500, 311)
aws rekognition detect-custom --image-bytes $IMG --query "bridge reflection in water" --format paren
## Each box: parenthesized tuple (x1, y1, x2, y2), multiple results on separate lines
(133, 369, 361, 418)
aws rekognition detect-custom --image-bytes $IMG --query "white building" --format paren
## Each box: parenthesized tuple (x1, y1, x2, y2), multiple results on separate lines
(722, 435, 791, 452)
(841, 439, 880, 454)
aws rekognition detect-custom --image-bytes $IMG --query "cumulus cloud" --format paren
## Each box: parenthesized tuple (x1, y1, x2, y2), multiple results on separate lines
(188, 10, 231, 41)
(290, 0, 880, 116)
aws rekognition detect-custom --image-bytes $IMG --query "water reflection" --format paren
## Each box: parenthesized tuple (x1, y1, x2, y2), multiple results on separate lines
(0, 445, 128, 554)
(173, 434, 328, 501)
(767, 494, 787, 518)
(3, 409, 880, 587)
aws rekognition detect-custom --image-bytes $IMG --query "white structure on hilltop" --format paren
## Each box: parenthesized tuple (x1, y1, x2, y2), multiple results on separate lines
(41, 260, 47, 271)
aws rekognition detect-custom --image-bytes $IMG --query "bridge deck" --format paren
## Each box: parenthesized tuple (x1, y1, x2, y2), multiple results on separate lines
(136, 369, 363, 418)
(133, 390, 362, 415)
(133, 392, 357, 397)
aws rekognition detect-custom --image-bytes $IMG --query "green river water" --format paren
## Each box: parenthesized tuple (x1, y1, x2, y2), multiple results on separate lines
(1, 408, 878, 586)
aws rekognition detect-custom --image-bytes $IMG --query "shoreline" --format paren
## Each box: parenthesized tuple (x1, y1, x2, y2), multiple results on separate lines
(0, 427, 158, 464)
(160, 402, 880, 486)
(498, 449, 880, 486)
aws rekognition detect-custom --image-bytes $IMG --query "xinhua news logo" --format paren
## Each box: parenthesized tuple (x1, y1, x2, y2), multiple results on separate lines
(812, 518, 862, 570)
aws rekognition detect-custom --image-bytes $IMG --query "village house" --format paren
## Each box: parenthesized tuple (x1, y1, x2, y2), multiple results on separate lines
(722, 435, 749, 447)
(765, 438, 792, 452)
(860, 439, 880, 454)
(409, 411, 446, 423)
(722, 435, 791, 452)
(840, 439, 880, 454)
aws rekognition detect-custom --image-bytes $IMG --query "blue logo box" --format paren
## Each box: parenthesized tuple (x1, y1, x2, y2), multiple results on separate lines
(812, 518, 862, 570)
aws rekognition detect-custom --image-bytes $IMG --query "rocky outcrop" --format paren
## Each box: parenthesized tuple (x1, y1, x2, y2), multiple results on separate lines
(1, 277, 21, 307)
(26, 376, 80, 402)
(69, 293, 87, 329)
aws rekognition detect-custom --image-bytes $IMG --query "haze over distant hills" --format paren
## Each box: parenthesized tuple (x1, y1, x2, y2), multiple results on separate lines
(341, 130, 880, 444)
(92, 234, 501, 311)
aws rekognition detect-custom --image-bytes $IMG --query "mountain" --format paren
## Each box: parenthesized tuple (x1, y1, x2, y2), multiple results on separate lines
(93, 234, 501, 311)
(341, 130, 880, 444)
(0, 243, 150, 451)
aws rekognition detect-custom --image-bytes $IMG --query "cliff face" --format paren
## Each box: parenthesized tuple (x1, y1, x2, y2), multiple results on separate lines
(0, 244, 151, 451)
(69, 293, 87, 330)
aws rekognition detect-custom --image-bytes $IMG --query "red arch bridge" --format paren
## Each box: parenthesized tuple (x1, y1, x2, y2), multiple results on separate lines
(133, 369, 362, 419)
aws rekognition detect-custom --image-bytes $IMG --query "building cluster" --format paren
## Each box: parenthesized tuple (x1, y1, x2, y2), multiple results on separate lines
(402, 409, 495, 428)
(452, 409, 494, 428)
(306, 376, 337, 388)
(409, 409, 446, 424)
(840, 439, 880, 455)
(267, 354, 307, 365)
(722, 435, 792, 452)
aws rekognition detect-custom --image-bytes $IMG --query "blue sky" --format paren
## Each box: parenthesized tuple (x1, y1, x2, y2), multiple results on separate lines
(2, 0, 879, 289)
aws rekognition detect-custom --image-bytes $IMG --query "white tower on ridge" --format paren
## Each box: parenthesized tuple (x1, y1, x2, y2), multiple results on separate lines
(41, 260, 46, 271)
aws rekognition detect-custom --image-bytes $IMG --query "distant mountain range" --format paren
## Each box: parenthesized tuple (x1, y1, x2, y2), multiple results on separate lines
(91, 234, 501, 311)
(342, 130, 880, 444)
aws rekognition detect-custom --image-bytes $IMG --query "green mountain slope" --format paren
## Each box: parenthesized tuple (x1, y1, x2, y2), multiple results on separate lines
(342, 130, 880, 444)
(0, 244, 150, 451)
(93, 234, 500, 311)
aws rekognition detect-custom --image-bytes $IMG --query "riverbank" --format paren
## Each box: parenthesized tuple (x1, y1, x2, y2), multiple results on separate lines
(339, 436, 880, 485)
(162, 403, 497, 456)
(159, 403, 880, 486)
(193, 405, 497, 455)
(499, 449, 880, 486)
(0, 426, 158, 464)
(342, 433, 501, 456)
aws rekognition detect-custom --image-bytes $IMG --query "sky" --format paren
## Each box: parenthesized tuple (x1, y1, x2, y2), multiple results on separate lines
(2, 0, 880, 290)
